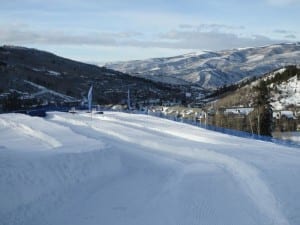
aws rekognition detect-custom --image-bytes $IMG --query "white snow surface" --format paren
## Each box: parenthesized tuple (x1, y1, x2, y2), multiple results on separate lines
(1, 111, 300, 225)
(47, 70, 61, 76)
(271, 75, 300, 110)
(31, 68, 61, 76)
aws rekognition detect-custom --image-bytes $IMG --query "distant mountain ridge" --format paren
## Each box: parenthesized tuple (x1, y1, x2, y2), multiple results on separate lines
(106, 43, 300, 89)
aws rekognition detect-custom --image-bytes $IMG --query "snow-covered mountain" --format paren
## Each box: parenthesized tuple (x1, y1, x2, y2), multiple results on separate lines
(1, 111, 300, 225)
(106, 43, 300, 89)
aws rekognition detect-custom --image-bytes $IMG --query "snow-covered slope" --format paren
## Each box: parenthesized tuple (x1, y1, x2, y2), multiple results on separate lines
(106, 43, 300, 88)
(271, 75, 300, 110)
(1, 112, 300, 225)
(211, 66, 300, 113)
(249, 66, 299, 110)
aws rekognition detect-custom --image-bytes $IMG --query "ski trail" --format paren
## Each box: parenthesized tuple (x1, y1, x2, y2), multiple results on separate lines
(191, 149, 289, 225)
(50, 113, 290, 225)
(0, 118, 61, 149)
(113, 121, 288, 222)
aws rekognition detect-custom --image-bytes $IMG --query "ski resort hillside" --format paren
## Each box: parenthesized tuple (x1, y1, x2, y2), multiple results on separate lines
(0, 45, 186, 111)
(202, 66, 300, 134)
(1, 111, 300, 225)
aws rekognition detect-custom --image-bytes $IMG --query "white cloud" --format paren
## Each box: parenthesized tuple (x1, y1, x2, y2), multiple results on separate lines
(179, 23, 244, 33)
(273, 29, 292, 34)
(157, 29, 282, 50)
(285, 34, 297, 39)
(0, 23, 288, 52)
(0, 23, 144, 46)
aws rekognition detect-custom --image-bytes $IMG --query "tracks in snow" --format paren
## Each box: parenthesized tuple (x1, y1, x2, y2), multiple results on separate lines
(0, 112, 290, 225)
(48, 112, 290, 225)
(0, 117, 61, 149)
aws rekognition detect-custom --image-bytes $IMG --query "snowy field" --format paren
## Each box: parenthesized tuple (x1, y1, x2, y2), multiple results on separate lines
(0, 111, 300, 225)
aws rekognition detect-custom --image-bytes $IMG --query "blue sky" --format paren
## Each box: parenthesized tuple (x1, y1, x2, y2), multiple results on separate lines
(0, 0, 299, 62)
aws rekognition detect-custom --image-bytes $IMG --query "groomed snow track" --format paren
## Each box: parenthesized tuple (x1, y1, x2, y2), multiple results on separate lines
(1, 112, 300, 225)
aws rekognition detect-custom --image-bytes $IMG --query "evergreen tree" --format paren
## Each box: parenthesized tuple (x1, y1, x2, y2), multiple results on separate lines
(254, 80, 273, 136)
(2, 92, 22, 112)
